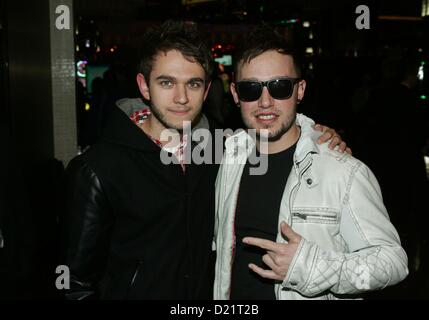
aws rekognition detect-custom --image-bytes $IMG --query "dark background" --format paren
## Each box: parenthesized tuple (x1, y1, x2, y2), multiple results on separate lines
(0, 0, 428, 299)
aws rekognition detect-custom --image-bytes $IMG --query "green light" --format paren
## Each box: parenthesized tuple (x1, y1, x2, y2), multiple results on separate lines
(260, 5, 264, 13)
(421, 95, 427, 100)
(422, 61, 426, 66)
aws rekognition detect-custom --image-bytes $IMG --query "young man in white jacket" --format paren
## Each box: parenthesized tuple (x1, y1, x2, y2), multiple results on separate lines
(213, 25, 408, 300)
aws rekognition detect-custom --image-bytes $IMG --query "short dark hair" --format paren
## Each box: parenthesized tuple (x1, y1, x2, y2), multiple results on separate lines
(138, 20, 213, 84)
(234, 23, 302, 79)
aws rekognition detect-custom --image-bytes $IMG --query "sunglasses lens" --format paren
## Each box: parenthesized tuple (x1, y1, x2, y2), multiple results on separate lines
(269, 79, 294, 99)
(237, 82, 262, 102)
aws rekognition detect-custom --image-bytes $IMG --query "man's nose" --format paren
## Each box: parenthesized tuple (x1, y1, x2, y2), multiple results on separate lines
(259, 86, 274, 109)
(174, 85, 189, 105)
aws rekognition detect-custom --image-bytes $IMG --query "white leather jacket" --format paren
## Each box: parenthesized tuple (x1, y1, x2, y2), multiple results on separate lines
(214, 114, 408, 300)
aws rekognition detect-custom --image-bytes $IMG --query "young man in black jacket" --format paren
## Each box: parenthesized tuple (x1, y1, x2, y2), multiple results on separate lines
(64, 20, 347, 300)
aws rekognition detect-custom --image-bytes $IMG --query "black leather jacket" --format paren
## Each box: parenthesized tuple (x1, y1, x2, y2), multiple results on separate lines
(65, 103, 218, 299)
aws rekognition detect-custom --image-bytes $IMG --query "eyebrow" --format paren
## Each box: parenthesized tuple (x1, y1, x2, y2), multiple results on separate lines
(155, 75, 205, 83)
(155, 75, 176, 81)
(187, 77, 205, 83)
(240, 76, 291, 81)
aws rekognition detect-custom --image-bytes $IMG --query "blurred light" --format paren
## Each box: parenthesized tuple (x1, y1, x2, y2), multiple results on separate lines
(280, 19, 299, 25)
(260, 5, 264, 13)
(418, 48, 423, 52)
(305, 47, 314, 55)
(243, 11, 247, 16)
(422, 0, 429, 17)
(85, 39, 90, 48)
(76, 45, 79, 52)
(75, 28, 79, 35)
(76, 60, 88, 78)
(378, 15, 422, 21)
(110, 48, 115, 52)
(96, 46, 101, 53)
(85, 103, 90, 111)
(309, 63, 314, 70)
(309, 30, 314, 39)
(418, 66, 424, 80)
(303, 21, 310, 28)
(422, 61, 426, 66)
(420, 95, 427, 100)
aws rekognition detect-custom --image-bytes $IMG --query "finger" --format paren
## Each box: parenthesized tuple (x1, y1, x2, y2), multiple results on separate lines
(266, 250, 277, 261)
(328, 135, 341, 149)
(263, 253, 278, 270)
(346, 147, 352, 155)
(243, 237, 279, 252)
(280, 222, 301, 244)
(263, 254, 287, 278)
(314, 124, 325, 132)
(248, 263, 282, 280)
(317, 130, 333, 144)
(336, 141, 347, 153)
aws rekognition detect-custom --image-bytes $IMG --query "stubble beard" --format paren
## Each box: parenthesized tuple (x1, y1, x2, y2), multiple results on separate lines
(243, 108, 297, 142)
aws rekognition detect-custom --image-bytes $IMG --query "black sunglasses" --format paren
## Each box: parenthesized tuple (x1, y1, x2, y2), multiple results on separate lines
(236, 77, 302, 102)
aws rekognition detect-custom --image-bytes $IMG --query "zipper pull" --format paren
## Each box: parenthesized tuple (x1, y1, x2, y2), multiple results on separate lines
(293, 212, 307, 220)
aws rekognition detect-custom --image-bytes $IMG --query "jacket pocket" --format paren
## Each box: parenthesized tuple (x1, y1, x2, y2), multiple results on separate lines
(292, 208, 338, 224)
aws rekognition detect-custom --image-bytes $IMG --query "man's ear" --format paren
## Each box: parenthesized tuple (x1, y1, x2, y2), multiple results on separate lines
(297, 79, 306, 102)
(230, 82, 240, 106)
(136, 73, 150, 101)
(203, 81, 212, 101)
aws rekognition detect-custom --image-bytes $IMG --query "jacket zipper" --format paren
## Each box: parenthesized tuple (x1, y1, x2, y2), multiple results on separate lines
(288, 160, 311, 225)
(292, 212, 337, 221)
(127, 260, 143, 298)
(278, 159, 310, 298)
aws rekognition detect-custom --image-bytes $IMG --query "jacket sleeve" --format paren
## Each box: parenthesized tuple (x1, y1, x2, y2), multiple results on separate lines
(282, 161, 409, 297)
(64, 156, 113, 300)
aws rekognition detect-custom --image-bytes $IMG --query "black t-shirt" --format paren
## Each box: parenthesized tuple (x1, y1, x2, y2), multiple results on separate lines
(230, 143, 296, 300)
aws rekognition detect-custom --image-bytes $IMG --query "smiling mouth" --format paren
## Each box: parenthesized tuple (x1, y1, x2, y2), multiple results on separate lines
(255, 113, 279, 122)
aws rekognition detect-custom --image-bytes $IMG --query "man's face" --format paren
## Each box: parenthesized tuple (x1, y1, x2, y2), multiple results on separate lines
(137, 50, 210, 131)
(231, 50, 306, 141)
